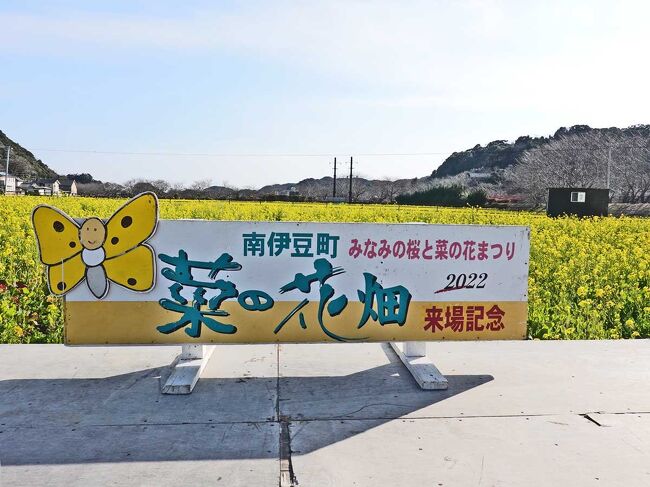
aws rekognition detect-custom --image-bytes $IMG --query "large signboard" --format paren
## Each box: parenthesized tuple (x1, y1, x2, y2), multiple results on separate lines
(33, 193, 530, 345)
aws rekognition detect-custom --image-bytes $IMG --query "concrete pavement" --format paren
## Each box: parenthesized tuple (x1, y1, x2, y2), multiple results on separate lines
(0, 341, 648, 486)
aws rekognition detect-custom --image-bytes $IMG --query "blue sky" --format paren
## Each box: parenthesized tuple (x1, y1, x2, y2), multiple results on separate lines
(1, 0, 649, 187)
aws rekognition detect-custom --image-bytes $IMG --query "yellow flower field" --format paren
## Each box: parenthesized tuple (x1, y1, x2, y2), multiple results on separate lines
(1, 196, 648, 343)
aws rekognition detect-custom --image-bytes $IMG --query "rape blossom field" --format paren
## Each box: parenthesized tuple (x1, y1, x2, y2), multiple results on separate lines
(1, 196, 648, 343)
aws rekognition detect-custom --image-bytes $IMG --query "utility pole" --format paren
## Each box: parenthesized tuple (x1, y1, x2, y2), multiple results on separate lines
(332, 157, 337, 197)
(348, 156, 353, 204)
(4, 146, 9, 195)
(607, 146, 612, 190)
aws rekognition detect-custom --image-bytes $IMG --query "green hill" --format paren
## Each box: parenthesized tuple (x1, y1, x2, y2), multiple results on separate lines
(0, 131, 58, 179)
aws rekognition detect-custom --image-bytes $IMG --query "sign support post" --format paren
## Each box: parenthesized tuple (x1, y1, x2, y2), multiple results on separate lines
(162, 344, 216, 394)
(389, 341, 448, 390)
(161, 342, 448, 395)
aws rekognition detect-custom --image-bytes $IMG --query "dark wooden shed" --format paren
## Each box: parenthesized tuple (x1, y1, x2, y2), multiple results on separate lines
(547, 188, 609, 217)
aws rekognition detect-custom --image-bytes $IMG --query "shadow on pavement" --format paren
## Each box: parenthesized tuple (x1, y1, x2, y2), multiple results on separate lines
(0, 352, 492, 465)
(278, 343, 493, 422)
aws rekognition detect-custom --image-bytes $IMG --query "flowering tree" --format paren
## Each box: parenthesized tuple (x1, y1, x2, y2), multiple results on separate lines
(510, 131, 650, 203)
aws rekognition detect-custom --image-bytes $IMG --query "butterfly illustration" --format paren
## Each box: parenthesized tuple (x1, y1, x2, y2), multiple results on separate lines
(32, 192, 159, 299)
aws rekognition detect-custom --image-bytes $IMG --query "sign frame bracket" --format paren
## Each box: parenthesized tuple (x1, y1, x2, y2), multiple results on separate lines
(161, 344, 216, 394)
(160, 341, 448, 395)
(389, 341, 449, 390)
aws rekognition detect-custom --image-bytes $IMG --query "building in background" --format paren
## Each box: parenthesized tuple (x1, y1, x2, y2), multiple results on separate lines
(58, 178, 78, 196)
(0, 172, 22, 194)
(547, 188, 609, 217)
(23, 178, 78, 196)
(31, 178, 61, 195)
(19, 180, 54, 195)
(3, 177, 79, 196)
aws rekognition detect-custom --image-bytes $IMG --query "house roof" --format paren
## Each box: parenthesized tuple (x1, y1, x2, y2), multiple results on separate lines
(20, 181, 50, 188)
(33, 178, 60, 185)
(59, 178, 76, 191)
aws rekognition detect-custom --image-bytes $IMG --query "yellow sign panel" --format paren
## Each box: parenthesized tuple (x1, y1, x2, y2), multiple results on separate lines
(65, 300, 528, 344)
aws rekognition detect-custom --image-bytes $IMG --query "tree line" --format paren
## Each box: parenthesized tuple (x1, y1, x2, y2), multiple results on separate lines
(508, 130, 650, 204)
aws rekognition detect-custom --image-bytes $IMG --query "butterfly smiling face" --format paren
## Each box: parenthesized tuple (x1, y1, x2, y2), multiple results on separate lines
(32, 192, 159, 299)
(79, 218, 106, 250)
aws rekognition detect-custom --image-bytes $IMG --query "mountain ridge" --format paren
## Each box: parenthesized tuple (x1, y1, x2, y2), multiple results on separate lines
(3, 124, 649, 199)
(433, 124, 650, 178)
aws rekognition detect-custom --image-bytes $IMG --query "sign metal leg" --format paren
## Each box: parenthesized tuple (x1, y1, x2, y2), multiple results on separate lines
(389, 341, 448, 390)
(162, 344, 215, 395)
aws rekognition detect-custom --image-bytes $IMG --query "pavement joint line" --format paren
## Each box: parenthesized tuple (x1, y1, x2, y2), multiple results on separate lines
(276, 345, 299, 487)
(0, 420, 278, 430)
(275, 343, 281, 422)
(283, 411, 650, 423)
(601, 410, 650, 415)
(279, 416, 298, 487)
(0, 411, 647, 432)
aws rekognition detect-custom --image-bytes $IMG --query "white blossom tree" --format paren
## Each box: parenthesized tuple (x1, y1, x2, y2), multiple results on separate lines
(510, 131, 650, 203)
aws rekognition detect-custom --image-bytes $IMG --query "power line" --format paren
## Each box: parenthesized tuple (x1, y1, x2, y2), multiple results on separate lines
(30, 148, 451, 157)
(28, 145, 650, 158)
(4, 146, 10, 195)
(332, 157, 337, 197)
(348, 156, 353, 204)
